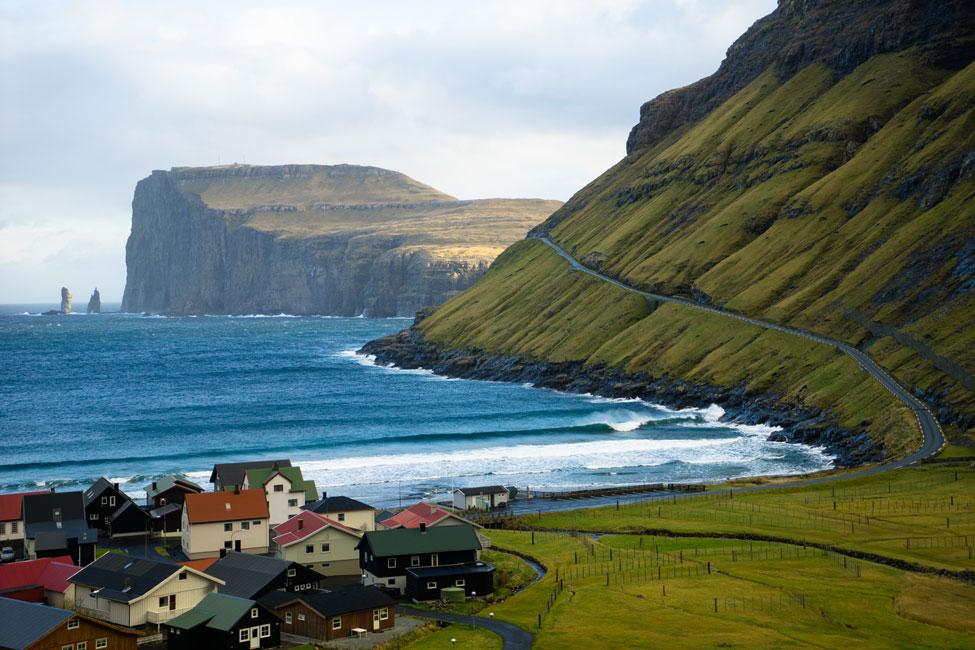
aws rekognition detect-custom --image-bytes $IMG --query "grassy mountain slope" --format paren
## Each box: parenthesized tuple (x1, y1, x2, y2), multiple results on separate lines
(409, 18, 975, 457)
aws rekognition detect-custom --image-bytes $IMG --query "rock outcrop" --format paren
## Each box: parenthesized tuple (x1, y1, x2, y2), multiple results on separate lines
(121, 164, 561, 316)
(59, 287, 71, 314)
(87, 288, 101, 314)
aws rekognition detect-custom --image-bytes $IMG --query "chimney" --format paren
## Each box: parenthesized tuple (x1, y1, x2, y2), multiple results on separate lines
(114, 482, 120, 491)
(419, 522, 426, 533)
(152, 482, 157, 491)
(234, 485, 241, 495)
(298, 519, 304, 530)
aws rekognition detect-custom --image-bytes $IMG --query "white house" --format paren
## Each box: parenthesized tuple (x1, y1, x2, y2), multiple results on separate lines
(301, 495, 377, 531)
(242, 466, 317, 526)
(272, 510, 363, 577)
(70, 552, 223, 627)
(452, 486, 510, 511)
(182, 489, 270, 560)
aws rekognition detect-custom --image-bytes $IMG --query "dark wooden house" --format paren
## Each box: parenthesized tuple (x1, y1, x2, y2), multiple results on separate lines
(108, 500, 151, 539)
(144, 475, 204, 510)
(260, 585, 395, 642)
(0, 596, 139, 650)
(22, 491, 97, 566)
(165, 592, 280, 650)
(206, 551, 324, 599)
(357, 523, 485, 597)
(83, 478, 150, 539)
(406, 561, 495, 600)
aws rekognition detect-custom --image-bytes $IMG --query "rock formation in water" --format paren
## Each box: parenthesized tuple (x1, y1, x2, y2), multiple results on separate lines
(60, 287, 72, 314)
(121, 164, 561, 316)
(87, 288, 101, 314)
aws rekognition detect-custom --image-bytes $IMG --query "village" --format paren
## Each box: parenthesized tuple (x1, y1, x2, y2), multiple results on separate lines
(0, 459, 517, 649)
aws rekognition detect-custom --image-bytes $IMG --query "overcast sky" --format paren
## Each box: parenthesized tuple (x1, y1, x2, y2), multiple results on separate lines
(0, 0, 775, 304)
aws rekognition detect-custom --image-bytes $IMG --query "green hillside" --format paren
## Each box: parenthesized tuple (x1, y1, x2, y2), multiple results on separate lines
(409, 38, 975, 458)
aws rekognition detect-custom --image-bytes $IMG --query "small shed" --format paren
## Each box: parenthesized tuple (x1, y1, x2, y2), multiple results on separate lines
(452, 486, 510, 511)
(405, 561, 495, 601)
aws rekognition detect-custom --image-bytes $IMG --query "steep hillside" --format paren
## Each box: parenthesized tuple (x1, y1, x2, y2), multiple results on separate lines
(121, 164, 561, 315)
(366, 0, 975, 461)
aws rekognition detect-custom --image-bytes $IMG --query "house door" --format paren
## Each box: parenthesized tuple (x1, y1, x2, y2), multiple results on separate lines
(235, 539, 242, 552)
(431, 554, 439, 566)
(249, 626, 261, 649)
(373, 610, 381, 631)
(169, 595, 176, 611)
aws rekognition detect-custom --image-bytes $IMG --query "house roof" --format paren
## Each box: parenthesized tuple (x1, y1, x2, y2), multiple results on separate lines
(245, 466, 318, 501)
(381, 501, 476, 530)
(22, 491, 86, 526)
(184, 489, 269, 524)
(260, 585, 394, 618)
(375, 509, 397, 524)
(112, 499, 150, 522)
(0, 557, 78, 594)
(69, 552, 182, 603)
(0, 491, 46, 522)
(206, 552, 300, 599)
(210, 460, 292, 486)
(167, 592, 258, 632)
(0, 596, 74, 650)
(145, 476, 204, 499)
(83, 478, 125, 506)
(406, 561, 495, 578)
(303, 495, 375, 515)
(179, 558, 218, 574)
(31, 525, 97, 549)
(456, 485, 508, 496)
(149, 503, 182, 518)
(272, 511, 361, 547)
(359, 525, 481, 557)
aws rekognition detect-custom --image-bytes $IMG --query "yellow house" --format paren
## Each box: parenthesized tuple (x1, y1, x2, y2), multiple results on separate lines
(181, 489, 270, 560)
(272, 510, 363, 577)
(302, 495, 376, 531)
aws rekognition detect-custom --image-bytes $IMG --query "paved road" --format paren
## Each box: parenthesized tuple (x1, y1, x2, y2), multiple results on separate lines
(534, 235, 944, 482)
(400, 605, 535, 650)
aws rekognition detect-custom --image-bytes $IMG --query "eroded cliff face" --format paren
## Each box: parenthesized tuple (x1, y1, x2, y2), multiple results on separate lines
(121, 165, 560, 315)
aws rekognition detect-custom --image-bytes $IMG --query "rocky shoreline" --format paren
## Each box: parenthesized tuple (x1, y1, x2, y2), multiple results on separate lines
(360, 315, 882, 468)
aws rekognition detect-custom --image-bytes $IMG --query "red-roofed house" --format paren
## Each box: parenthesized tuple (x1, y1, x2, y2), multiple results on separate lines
(0, 491, 46, 559)
(272, 511, 362, 577)
(379, 502, 478, 531)
(0, 555, 78, 607)
(181, 489, 270, 559)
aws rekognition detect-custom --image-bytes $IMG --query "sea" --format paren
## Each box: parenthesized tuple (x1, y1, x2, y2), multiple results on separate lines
(0, 305, 833, 507)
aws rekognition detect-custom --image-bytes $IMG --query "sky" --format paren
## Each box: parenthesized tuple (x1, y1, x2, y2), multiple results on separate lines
(0, 0, 776, 304)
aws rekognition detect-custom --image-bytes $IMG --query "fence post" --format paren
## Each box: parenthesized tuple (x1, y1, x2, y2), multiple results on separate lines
(714, 597, 718, 613)
(707, 561, 711, 575)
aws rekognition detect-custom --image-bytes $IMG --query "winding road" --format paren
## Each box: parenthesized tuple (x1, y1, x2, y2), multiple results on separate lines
(400, 605, 535, 650)
(534, 235, 944, 479)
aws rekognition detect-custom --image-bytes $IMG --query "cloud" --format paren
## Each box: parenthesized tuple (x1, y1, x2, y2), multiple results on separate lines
(0, 0, 776, 302)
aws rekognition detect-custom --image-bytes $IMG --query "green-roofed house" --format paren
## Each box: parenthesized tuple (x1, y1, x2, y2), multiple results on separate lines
(241, 465, 319, 526)
(164, 592, 280, 650)
(357, 523, 493, 599)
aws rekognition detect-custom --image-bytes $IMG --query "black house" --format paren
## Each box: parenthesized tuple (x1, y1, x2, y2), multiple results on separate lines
(22, 491, 97, 566)
(144, 475, 204, 510)
(357, 524, 485, 597)
(83, 478, 145, 537)
(406, 561, 495, 600)
(206, 551, 324, 599)
(108, 500, 151, 539)
(165, 592, 280, 650)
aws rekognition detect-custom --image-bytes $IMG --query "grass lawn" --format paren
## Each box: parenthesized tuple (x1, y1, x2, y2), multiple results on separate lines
(404, 626, 502, 649)
(94, 547, 126, 559)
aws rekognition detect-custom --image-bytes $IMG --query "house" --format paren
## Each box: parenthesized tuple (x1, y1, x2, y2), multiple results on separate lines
(69, 552, 223, 628)
(164, 592, 280, 650)
(149, 503, 183, 537)
(144, 476, 204, 510)
(22, 492, 98, 567)
(406, 561, 495, 601)
(380, 501, 479, 530)
(260, 585, 395, 643)
(0, 491, 46, 560)
(357, 524, 486, 597)
(452, 486, 510, 511)
(302, 496, 376, 531)
(272, 511, 362, 577)
(181, 489, 270, 560)
(0, 555, 78, 607)
(0, 596, 139, 650)
(241, 465, 318, 526)
(83, 479, 151, 539)
(209, 460, 292, 492)
(205, 552, 324, 600)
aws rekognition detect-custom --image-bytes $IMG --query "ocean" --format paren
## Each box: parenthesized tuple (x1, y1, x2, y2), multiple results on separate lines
(0, 306, 833, 507)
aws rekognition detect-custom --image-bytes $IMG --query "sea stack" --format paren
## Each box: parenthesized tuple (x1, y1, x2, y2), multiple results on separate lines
(60, 287, 72, 314)
(87, 288, 101, 314)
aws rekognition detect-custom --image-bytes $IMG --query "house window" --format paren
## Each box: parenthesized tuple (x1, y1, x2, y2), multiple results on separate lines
(260, 624, 270, 638)
(77, 643, 87, 650)
(252, 520, 261, 525)
(0, 522, 5, 534)
(95, 640, 107, 650)
(387, 558, 396, 568)
(109, 496, 116, 506)
(224, 540, 232, 549)
(89, 514, 99, 521)
(387, 578, 395, 585)
(67, 619, 80, 630)
(224, 523, 232, 532)
(288, 498, 298, 507)
(298, 613, 306, 621)
(426, 581, 437, 589)
(379, 607, 389, 621)
(61, 645, 73, 650)
(431, 554, 439, 566)
(159, 597, 168, 608)
(331, 616, 342, 630)
(410, 556, 420, 567)
(455, 579, 466, 587)
(178, 572, 187, 580)
(305, 545, 314, 554)
(321, 543, 329, 553)
(287, 568, 296, 577)
(239, 628, 250, 642)
(285, 611, 292, 624)
(10, 522, 15, 533)
(101, 496, 107, 505)
(337, 513, 345, 522)
(241, 521, 250, 530)
(273, 484, 284, 492)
